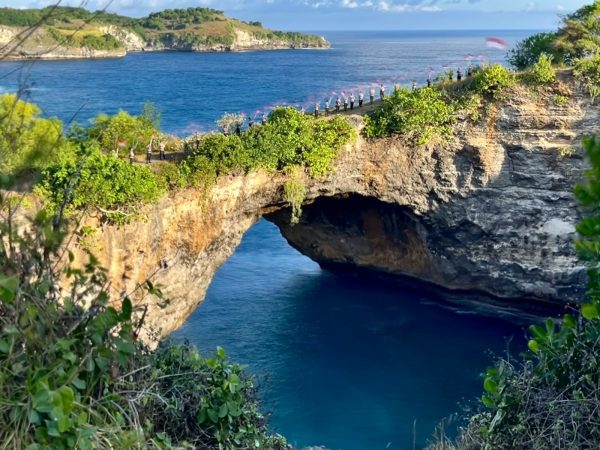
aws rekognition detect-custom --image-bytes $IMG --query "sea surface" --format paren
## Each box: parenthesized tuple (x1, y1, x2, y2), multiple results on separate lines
(1, 30, 539, 449)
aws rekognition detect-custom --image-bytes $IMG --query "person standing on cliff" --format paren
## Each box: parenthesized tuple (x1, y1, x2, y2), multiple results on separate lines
(335, 97, 341, 112)
(358, 90, 364, 107)
(343, 95, 348, 112)
(159, 140, 166, 160)
(261, 114, 267, 126)
(146, 141, 152, 164)
(350, 93, 355, 110)
(380, 84, 385, 100)
(314, 102, 320, 118)
(325, 99, 331, 115)
(412, 80, 417, 91)
(370, 86, 375, 104)
(457, 67, 462, 81)
(248, 116, 254, 128)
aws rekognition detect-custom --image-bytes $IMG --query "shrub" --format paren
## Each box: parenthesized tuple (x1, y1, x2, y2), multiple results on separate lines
(574, 54, 600, 100)
(363, 87, 456, 144)
(283, 167, 306, 225)
(471, 64, 515, 100)
(508, 32, 562, 69)
(523, 54, 557, 85)
(0, 94, 70, 174)
(36, 144, 165, 224)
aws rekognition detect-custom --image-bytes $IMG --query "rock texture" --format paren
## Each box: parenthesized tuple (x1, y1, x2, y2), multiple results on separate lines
(76, 80, 597, 340)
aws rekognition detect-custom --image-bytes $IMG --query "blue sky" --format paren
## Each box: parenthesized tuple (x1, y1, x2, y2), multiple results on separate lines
(3, 0, 590, 30)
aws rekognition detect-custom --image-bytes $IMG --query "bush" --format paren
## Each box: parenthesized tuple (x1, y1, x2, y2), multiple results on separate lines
(363, 87, 456, 144)
(574, 54, 600, 100)
(471, 64, 515, 100)
(36, 144, 165, 224)
(184, 107, 355, 178)
(508, 32, 562, 69)
(523, 54, 557, 85)
(0, 94, 70, 174)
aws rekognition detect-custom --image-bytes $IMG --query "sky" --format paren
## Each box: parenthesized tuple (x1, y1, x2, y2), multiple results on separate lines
(0, 0, 591, 30)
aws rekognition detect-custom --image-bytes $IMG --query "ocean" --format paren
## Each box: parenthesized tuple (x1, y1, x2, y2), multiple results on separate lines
(0, 30, 537, 449)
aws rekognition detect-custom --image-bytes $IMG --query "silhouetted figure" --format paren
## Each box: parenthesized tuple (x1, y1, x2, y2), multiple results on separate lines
(427, 76, 432, 87)
(350, 93, 355, 110)
(380, 84, 385, 100)
(248, 117, 254, 128)
(235, 123, 241, 135)
(370, 87, 375, 104)
(467, 65, 473, 77)
(262, 114, 267, 125)
(457, 68, 462, 81)
(412, 80, 417, 91)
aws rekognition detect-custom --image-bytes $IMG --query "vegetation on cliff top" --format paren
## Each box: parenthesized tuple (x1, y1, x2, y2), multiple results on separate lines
(0, 6, 328, 52)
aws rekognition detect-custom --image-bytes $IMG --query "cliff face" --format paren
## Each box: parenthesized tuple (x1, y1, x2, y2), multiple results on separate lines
(76, 81, 596, 340)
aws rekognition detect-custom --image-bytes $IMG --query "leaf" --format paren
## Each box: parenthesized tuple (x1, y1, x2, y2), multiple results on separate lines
(482, 395, 495, 408)
(121, 297, 132, 320)
(0, 275, 18, 304)
(218, 403, 228, 418)
(582, 303, 600, 320)
(528, 339, 540, 353)
(0, 339, 9, 354)
(483, 377, 498, 394)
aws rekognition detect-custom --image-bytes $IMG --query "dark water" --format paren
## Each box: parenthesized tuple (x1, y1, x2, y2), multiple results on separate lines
(174, 220, 526, 450)
(0, 30, 529, 134)
(0, 30, 536, 449)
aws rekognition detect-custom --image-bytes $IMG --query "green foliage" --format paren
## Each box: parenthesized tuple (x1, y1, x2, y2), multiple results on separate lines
(363, 87, 456, 144)
(0, 94, 70, 174)
(508, 32, 562, 69)
(471, 64, 515, 100)
(144, 343, 288, 449)
(87, 105, 159, 155)
(36, 144, 164, 224)
(555, 1, 600, 63)
(283, 168, 306, 225)
(574, 53, 600, 100)
(523, 54, 557, 85)
(0, 185, 289, 449)
(184, 107, 355, 179)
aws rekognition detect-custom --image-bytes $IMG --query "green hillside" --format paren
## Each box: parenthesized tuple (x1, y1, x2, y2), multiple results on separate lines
(0, 6, 329, 52)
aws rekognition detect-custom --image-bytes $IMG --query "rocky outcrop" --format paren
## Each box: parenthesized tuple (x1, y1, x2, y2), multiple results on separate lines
(73, 80, 597, 341)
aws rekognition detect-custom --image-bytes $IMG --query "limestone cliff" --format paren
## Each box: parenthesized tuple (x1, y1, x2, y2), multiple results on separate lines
(73, 79, 597, 341)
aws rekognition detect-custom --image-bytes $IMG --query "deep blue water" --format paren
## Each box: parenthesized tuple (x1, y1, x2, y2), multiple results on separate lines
(0, 30, 536, 449)
(0, 30, 529, 134)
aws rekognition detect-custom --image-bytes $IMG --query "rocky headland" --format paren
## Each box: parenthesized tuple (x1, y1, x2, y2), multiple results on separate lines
(67, 76, 597, 340)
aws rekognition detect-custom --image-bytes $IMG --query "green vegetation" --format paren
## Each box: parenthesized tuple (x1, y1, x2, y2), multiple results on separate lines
(0, 6, 328, 53)
(185, 108, 355, 178)
(508, 32, 561, 70)
(471, 64, 515, 100)
(429, 136, 600, 450)
(574, 54, 600, 100)
(283, 168, 307, 225)
(364, 87, 456, 144)
(0, 180, 289, 449)
(522, 54, 557, 86)
(0, 94, 69, 174)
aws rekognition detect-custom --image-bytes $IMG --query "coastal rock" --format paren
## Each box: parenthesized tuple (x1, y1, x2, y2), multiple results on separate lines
(76, 81, 596, 340)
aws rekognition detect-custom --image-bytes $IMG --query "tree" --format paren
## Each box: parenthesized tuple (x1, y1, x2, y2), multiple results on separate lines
(507, 32, 562, 69)
(0, 94, 68, 173)
(555, 1, 600, 62)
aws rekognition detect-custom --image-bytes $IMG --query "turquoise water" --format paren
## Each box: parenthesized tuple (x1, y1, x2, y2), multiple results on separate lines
(0, 30, 537, 449)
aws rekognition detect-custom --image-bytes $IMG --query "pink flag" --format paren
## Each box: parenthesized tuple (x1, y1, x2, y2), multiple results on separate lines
(486, 37, 507, 50)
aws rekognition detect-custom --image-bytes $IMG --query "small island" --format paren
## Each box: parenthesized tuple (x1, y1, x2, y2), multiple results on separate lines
(0, 6, 330, 60)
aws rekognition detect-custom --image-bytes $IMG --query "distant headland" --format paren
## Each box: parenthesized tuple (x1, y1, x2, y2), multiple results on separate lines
(0, 6, 330, 61)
